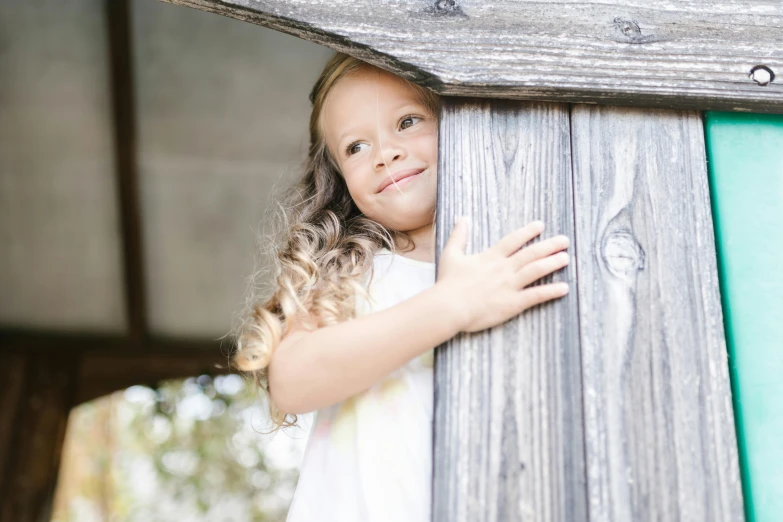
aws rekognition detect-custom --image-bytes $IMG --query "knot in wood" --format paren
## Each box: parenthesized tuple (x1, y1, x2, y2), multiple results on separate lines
(614, 17, 641, 38)
(422, 0, 466, 18)
(435, 0, 458, 12)
(602, 231, 645, 276)
(612, 17, 659, 44)
(750, 65, 775, 86)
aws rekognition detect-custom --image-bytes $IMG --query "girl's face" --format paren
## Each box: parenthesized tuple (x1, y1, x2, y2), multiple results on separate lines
(322, 67, 438, 233)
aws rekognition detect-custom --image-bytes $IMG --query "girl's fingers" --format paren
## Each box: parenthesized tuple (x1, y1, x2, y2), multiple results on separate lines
(493, 221, 545, 257)
(443, 217, 470, 255)
(517, 282, 570, 310)
(511, 235, 570, 270)
(515, 252, 570, 288)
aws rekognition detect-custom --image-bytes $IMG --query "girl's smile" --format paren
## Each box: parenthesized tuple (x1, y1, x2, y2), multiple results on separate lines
(378, 167, 427, 193)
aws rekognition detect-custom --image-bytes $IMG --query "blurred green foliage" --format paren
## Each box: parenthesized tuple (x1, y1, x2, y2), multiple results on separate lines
(52, 375, 309, 522)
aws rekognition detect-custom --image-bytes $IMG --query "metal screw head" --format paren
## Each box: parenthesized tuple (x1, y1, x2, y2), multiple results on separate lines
(750, 65, 775, 86)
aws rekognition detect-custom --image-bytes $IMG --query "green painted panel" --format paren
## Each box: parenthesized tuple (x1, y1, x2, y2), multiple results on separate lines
(704, 112, 783, 522)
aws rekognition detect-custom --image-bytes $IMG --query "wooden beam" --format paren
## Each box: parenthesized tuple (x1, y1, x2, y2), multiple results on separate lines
(571, 106, 744, 520)
(433, 99, 585, 521)
(76, 352, 233, 404)
(0, 329, 227, 356)
(0, 331, 234, 405)
(106, 0, 147, 338)
(0, 353, 79, 522)
(163, 0, 782, 113)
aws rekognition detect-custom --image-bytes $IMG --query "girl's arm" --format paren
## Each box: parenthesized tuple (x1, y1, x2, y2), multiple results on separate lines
(268, 219, 570, 414)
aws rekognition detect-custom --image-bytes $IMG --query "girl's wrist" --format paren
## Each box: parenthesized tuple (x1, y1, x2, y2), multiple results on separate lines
(430, 281, 470, 335)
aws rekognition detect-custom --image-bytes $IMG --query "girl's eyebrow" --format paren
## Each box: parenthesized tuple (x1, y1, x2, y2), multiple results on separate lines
(335, 99, 425, 146)
(336, 129, 361, 147)
(392, 101, 424, 112)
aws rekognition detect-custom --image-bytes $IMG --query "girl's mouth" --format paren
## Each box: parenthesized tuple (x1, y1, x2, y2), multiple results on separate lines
(379, 168, 425, 193)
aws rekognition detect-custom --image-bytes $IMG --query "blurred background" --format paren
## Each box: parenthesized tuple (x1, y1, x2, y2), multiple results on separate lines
(0, 0, 332, 520)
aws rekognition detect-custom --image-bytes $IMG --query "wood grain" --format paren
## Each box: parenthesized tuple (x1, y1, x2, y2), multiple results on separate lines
(433, 99, 585, 521)
(571, 105, 744, 521)
(163, 0, 783, 113)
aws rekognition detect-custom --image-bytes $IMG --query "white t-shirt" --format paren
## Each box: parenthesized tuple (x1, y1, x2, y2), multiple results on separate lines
(286, 248, 436, 522)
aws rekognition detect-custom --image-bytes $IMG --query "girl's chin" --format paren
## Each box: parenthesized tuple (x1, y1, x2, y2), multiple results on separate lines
(381, 215, 435, 233)
(363, 198, 436, 231)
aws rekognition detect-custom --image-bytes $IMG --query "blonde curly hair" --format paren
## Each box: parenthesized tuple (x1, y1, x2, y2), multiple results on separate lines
(232, 53, 439, 430)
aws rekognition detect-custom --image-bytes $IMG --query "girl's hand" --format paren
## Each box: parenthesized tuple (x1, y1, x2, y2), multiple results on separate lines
(437, 218, 570, 333)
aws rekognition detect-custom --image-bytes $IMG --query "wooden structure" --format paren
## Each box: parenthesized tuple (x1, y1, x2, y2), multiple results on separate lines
(1, 0, 780, 520)
(158, 1, 779, 521)
(0, 1, 227, 518)
(0, 1, 330, 520)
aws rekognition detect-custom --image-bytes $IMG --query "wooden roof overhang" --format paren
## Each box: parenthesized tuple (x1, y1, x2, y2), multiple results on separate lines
(166, 0, 782, 113)
(158, 2, 782, 522)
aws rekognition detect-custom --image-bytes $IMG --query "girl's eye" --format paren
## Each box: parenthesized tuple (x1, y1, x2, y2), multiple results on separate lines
(347, 142, 368, 156)
(399, 115, 422, 130)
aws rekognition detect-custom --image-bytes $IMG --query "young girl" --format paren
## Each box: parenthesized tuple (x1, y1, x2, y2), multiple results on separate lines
(234, 53, 571, 521)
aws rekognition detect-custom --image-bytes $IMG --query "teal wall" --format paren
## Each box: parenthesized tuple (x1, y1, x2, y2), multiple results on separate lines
(704, 112, 783, 522)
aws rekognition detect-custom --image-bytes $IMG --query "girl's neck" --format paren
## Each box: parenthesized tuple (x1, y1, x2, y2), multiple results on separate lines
(394, 223, 435, 264)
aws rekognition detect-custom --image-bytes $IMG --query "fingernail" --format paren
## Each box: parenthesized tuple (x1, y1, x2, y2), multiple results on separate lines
(557, 282, 569, 295)
(533, 220, 545, 230)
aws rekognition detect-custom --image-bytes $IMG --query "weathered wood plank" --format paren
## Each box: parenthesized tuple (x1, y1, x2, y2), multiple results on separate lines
(163, 0, 783, 113)
(433, 99, 585, 521)
(0, 353, 78, 522)
(571, 106, 744, 521)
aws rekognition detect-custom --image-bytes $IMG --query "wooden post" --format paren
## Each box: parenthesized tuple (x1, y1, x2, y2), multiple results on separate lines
(433, 101, 744, 521)
(0, 352, 79, 522)
(433, 99, 586, 521)
(571, 106, 744, 521)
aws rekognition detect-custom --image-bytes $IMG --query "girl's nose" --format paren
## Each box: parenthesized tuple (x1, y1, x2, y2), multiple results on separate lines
(376, 152, 402, 170)
(374, 140, 406, 170)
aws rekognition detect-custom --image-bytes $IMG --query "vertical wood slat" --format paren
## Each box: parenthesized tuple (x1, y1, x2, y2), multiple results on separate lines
(433, 99, 586, 521)
(0, 354, 28, 509)
(0, 353, 79, 522)
(571, 106, 744, 521)
(106, 0, 147, 339)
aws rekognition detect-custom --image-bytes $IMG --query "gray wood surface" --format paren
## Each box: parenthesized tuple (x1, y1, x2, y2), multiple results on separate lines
(163, 0, 782, 113)
(571, 105, 744, 521)
(433, 99, 586, 521)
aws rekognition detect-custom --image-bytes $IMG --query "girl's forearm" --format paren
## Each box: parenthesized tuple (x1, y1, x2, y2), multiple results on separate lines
(268, 282, 463, 414)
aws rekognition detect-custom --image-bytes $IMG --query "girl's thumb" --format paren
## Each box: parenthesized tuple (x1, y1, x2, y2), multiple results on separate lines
(444, 216, 470, 254)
